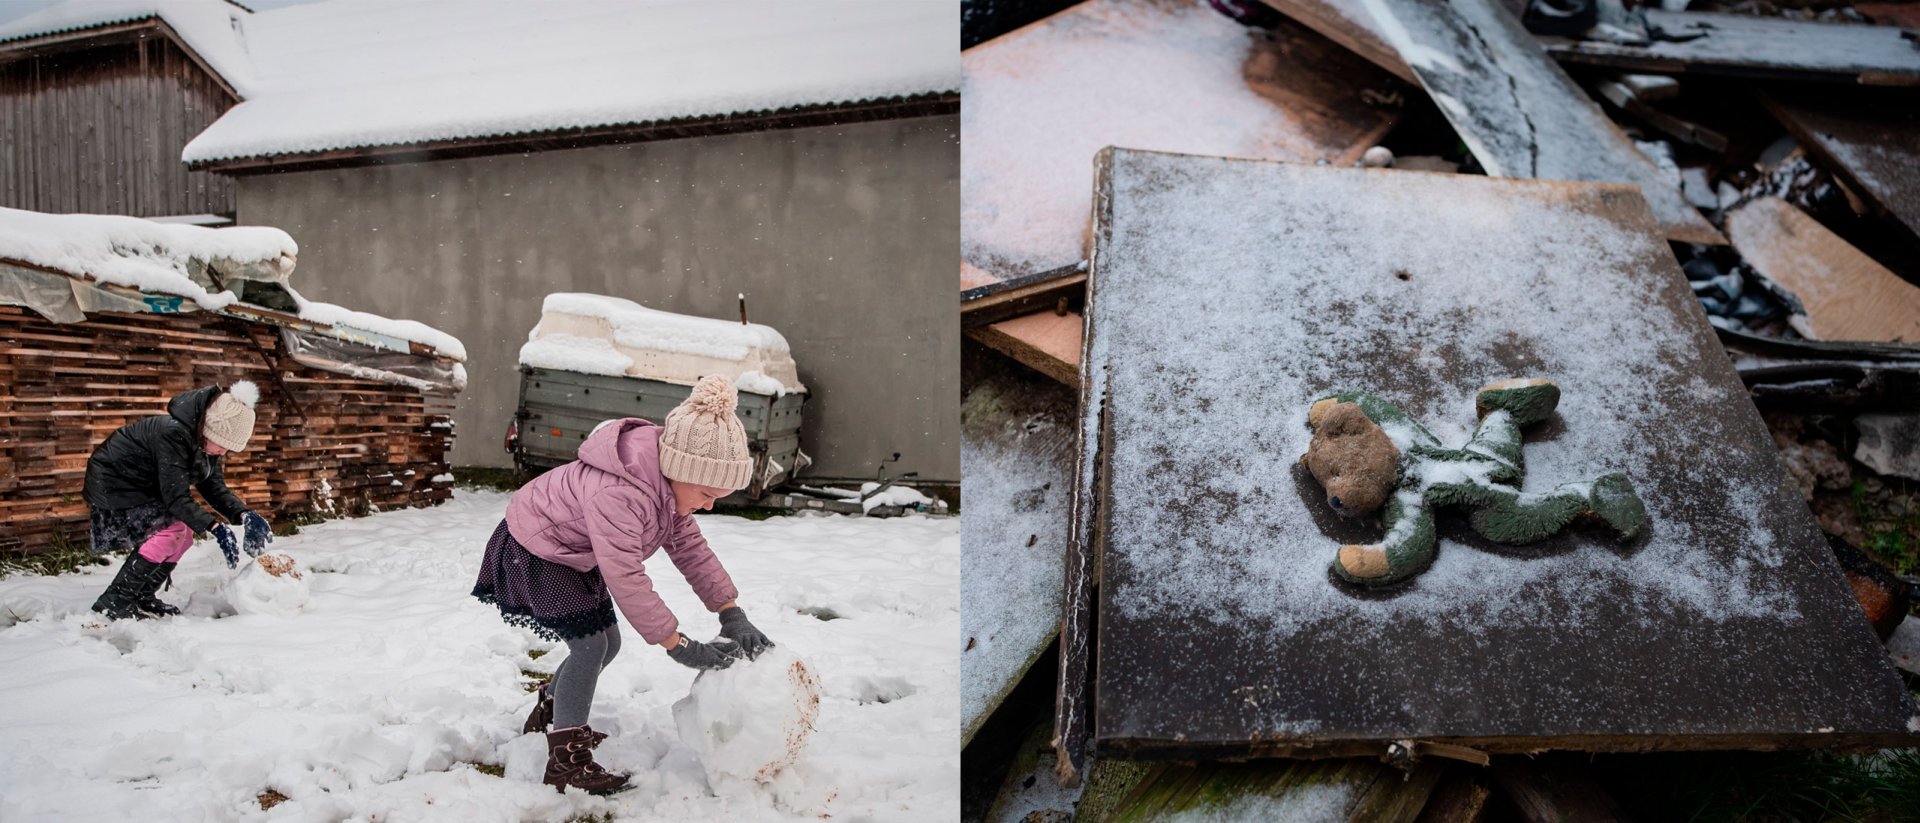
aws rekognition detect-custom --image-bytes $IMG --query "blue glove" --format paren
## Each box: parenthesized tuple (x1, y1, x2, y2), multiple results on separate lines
(211, 524, 239, 568)
(241, 511, 273, 557)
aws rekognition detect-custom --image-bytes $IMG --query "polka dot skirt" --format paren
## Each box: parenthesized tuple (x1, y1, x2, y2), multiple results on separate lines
(471, 519, 616, 641)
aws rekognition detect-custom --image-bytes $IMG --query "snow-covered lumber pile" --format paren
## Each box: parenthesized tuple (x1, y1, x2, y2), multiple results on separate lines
(0, 209, 464, 553)
(520, 293, 804, 396)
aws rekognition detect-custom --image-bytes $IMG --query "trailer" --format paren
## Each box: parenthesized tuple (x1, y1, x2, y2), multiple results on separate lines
(509, 293, 809, 500)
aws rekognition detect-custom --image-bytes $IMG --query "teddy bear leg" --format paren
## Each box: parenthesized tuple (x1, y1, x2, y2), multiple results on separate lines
(1331, 493, 1436, 585)
(1586, 473, 1648, 540)
(1466, 485, 1588, 545)
(1474, 379, 1560, 427)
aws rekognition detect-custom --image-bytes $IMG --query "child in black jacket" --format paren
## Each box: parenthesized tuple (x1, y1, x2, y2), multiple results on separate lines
(86, 381, 273, 619)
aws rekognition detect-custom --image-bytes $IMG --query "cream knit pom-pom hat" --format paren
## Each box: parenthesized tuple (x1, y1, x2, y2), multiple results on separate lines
(660, 376, 753, 490)
(202, 380, 259, 452)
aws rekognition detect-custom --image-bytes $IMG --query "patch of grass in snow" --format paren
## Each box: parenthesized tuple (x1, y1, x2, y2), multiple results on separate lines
(0, 536, 109, 579)
(527, 649, 548, 660)
(270, 510, 329, 538)
(709, 505, 789, 521)
(1852, 478, 1919, 577)
(454, 467, 523, 492)
(257, 789, 289, 811)
(470, 763, 506, 778)
(522, 669, 553, 691)
(564, 815, 614, 823)
(1599, 748, 1920, 821)
(797, 606, 842, 621)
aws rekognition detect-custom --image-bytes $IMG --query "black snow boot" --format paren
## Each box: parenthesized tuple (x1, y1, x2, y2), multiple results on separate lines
(523, 681, 555, 734)
(91, 553, 166, 620)
(136, 561, 182, 617)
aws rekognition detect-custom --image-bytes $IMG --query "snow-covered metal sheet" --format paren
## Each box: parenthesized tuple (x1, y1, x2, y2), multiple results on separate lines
(1058, 148, 1918, 772)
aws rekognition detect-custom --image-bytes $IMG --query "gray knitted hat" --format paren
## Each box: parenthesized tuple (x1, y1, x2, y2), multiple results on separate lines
(659, 376, 753, 490)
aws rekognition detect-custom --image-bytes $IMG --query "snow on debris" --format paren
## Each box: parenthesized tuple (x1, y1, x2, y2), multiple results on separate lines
(961, 0, 1334, 282)
(0, 0, 258, 94)
(0, 207, 466, 360)
(0, 206, 294, 312)
(0, 490, 959, 821)
(520, 293, 805, 394)
(1085, 151, 1804, 636)
(174, 0, 958, 163)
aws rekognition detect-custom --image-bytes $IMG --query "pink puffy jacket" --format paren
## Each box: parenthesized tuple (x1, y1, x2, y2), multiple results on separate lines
(505, 418, 738, 644)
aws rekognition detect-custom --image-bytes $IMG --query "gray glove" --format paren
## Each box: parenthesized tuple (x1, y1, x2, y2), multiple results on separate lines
(667, 637, 745, 671)
(718, 606, 775, 660)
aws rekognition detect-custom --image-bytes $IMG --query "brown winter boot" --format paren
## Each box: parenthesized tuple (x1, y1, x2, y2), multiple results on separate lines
(542, 725, 630, 795)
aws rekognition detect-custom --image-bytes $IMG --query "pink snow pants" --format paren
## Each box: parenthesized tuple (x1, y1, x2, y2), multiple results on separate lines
(136, 521, 194, 563)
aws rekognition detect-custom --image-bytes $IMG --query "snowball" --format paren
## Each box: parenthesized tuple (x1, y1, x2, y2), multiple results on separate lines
(1360, 146, 1394, 168)
(224, 553, 312, 616)
(672, 645, 821, 790)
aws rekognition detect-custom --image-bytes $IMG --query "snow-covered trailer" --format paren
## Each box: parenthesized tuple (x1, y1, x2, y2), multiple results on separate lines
(513, 294, 807, 499)
(0, 208, 466, 553)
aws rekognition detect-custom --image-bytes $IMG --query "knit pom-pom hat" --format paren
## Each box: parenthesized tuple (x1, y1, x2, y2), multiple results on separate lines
(202, 380, 259, 452)
(660, 376, 753, 490)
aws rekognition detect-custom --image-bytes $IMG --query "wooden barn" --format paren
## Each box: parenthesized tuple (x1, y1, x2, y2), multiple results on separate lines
(0, 208, 465, 554)
(0, 1, 961, 484)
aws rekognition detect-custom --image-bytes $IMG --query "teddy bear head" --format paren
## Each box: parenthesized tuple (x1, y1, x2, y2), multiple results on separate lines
(1303, 400, 1400, 517)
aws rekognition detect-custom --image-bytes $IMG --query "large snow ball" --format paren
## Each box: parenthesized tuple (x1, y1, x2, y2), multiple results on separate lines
(672, 645, 822, 788)
(225, 553, 312, 616)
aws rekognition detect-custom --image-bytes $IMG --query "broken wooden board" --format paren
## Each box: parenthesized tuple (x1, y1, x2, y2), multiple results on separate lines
(1256, 0, 1416, 83)
(1726, 197, 1920, 344)
(1544, 10, 1920, 87)
(961, 345, 1081, 744)
(1762, 90, 1920, 247)
(1359, 0, 1723, 244)
(962, 0, 1403, 288)
(968, 311, 1083, 385)
(1060, 148, 1918, 770)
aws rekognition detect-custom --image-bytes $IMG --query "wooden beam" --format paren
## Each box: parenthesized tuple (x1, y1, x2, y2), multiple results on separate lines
(1762, 90, 1920, 248)
(960, 263, 1086, 330)
(1725, 197, 1920, 344)
(1257, 0, 1416, 83)
(966, 311, 1081, 386)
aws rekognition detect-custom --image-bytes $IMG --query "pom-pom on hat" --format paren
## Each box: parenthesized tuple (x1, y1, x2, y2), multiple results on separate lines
(660, 376, 753, 491)
(203, 380, 259, 453)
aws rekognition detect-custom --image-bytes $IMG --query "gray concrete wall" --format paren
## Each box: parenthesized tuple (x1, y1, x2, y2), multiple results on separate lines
(236, 116, 958, 481)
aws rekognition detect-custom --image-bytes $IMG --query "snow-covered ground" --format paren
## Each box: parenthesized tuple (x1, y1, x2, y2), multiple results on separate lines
(0, 490, 959, 822)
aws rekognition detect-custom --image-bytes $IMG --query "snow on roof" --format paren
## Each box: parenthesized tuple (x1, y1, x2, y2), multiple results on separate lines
(0, 207, 466, 360)
(0, 0, 258, 95)
(520, 292, 804, 395)
(175, 0, 958, 163)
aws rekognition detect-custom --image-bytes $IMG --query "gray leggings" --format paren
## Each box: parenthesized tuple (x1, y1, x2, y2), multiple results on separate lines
(553, 626, 622, 729)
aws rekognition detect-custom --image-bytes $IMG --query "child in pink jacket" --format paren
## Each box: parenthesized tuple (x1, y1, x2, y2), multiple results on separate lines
(472, 376, 775, 795)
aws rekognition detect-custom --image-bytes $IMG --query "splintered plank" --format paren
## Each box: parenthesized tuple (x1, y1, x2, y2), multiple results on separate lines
(1257, 0, 1414, 82)
(1725, 197, 1920, 344)
(1359, 0, 1723, 244)
(1543, 10, 1920, 87)
(1762, 89, 1920, 246)
(1060, 148, 1917, 771)
(962, 0, 1405, 382)
(961, 346, 1081, 745)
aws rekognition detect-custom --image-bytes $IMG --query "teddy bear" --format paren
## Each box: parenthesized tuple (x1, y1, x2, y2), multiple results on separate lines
(1302, 378, 1648, 586)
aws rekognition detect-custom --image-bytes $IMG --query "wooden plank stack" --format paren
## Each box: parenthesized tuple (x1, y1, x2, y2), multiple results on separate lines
(0, 305, 456, 554)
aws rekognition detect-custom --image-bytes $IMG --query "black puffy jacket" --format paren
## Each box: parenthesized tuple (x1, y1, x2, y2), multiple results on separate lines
(83, 385, 248, 534)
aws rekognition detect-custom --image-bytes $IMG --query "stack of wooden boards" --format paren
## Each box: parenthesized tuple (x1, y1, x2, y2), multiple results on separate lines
(0, 305, 456, 553)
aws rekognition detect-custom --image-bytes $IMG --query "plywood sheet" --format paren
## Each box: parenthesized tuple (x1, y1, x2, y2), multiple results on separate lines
(1063, 148, 1917, 766)
(1257, 0, 1415, 82)
(1545, 10, 1920, 86)
(1726, 197, 1920, 344)
(1359, 0, 1723, 244)
(960, 347, 1080, 743)
(961, 0, 1402, 286)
